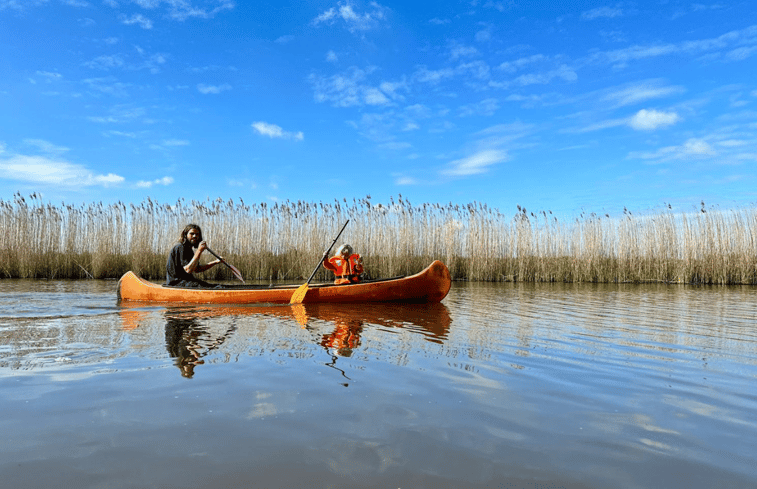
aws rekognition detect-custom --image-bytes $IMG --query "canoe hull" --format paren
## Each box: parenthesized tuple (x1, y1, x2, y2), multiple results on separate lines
(117, 260, 451, 304)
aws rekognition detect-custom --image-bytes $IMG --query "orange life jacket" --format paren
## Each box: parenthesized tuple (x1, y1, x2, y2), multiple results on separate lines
(323, 254, 364, 284)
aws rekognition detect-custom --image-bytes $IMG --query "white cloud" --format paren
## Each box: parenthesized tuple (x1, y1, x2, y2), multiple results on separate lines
(442, 149, 508, 176)
(0, 0, 48, 11)
(379, 141, 411, 150)
(628, 109, 680, 130)
(564, 118, 627, 134)
(726, 46, 757, 62)
(136, 176, 174, 188)
(35, 71, 63, 82)
(364, 87, 389, 105)
(459, 98, 500, 117)
(326, 50, 338, 63)
(582, 6, 623, 20)
(629, 138, 717, 161)
(449, 43, 479, 61)
(252, 121, 304, 141)
(475, 29, 491, 42)
(395, 176, 417, 185)
(23, 139, 69, 155)
(589, 25, 757, 67)
(197, 83, 231, 94)
(161, 139, 189, 146)
(121, 13, 153, 29)
(602, 82, 686, 108)
(313, 1, 389, 33)
(309, 67, 404, 107)
(149, 139, 190, 150)
(412, 66, 455, 85)
(680, 138, 716, 156)
(129, 0, 234, 21)
(497, 54, 547, 73)
(512, 64, 577, 86)
(0, 154, 124, 187)
(84, 55, 126, 70)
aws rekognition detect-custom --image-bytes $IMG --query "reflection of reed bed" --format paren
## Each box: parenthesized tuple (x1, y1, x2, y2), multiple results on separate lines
(2, 194, 756, 284)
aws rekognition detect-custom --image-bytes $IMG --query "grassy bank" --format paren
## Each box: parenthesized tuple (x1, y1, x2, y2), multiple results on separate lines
(1, 194, 755, 284)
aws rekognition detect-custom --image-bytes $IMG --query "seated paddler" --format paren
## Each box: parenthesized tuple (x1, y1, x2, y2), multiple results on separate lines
(165, 224, 224, 287)
(323, 243, 364, 285)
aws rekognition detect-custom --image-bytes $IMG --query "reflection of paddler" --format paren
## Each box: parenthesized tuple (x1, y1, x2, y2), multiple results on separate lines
(163, 309, 237, 378)
(165, 314, 205, 378)
(320, 318, 363, 357)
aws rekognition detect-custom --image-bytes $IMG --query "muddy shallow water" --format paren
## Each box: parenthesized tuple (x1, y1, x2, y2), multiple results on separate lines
(1, 279, 755, 488)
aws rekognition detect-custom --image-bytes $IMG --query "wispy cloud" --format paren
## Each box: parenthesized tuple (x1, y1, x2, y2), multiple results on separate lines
(83, 54, 126, 70)
(35, 71, 63, 82)
(126, 0, 235, 21)
(82, 48, 166, 73)
(197, 83, 232, 94)
(88, 105, 146, 124)
(601, 81, 686, 108)
(459, 98, 500, 117)
(62, 0, 89, 7)
(121, 13, 153, 29)
(581, 6, 623, 20)
(448, 42, 479, 61)
(628, 109, 680, 130)
(309, 67, 405, 107)
(0, 154, 124, 187)
(0, 0, 48, 11)
(252, 121, 304, 141)
(588, 24, 757, 67)
(442, 149, 509, 176)
(149, 139, 190, 150)
(629, 138, 717, 162)
(313, 1, 389, 33)
(136, 176, 174, 188)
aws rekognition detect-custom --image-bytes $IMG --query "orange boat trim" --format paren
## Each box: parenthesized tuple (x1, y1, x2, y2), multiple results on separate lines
(118, 260, 451, 304)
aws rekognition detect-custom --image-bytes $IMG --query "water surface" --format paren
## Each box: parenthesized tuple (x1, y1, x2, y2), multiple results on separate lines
(1, 279, 755, 489)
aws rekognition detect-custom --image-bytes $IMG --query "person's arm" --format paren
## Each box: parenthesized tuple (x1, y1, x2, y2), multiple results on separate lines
(322, 256, 338, 273)
(184, 241, 221, 274)
(353, 255, 364, 275)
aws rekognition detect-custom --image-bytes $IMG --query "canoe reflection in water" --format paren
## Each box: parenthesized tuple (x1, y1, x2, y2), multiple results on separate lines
(119, 302, 451, 378)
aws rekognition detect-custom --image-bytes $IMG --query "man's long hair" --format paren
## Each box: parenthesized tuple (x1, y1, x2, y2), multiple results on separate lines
(178, 224, 202, 244)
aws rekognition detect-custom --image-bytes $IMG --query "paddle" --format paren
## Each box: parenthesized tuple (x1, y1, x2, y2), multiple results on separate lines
(205, 246, 245, 283)
(290, 220, 350, 304)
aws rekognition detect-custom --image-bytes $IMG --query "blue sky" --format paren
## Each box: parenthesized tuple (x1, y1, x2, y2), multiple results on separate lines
(1, 0, 756, 217)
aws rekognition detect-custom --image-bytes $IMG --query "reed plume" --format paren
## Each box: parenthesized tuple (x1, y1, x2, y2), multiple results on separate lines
(0, 194, 754, 284)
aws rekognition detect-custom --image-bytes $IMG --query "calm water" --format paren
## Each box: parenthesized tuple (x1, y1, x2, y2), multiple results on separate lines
(0, 279, 755, 489)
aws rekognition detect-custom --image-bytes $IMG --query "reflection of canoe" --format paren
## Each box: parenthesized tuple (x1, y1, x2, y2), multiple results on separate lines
(119, 301, 452, 345)
(118, 301, 452, 378)
(117, 260, 451, 305)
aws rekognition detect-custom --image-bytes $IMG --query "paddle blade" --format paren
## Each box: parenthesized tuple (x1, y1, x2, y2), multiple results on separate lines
(228, 263, 245, 283)
(290, 283, 309, 304)
(290, 303, 309, 326)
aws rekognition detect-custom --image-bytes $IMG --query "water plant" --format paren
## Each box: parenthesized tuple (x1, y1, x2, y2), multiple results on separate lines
(1, 193, 754, 284)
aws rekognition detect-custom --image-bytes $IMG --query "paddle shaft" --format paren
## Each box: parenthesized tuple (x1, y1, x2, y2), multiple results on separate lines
(205, 246, 245, 283)
(305, 219, 350, 285)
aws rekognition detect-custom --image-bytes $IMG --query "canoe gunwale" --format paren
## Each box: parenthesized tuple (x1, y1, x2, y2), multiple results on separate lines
(161, 274, 407, 291)
(118, 261, 451, 304)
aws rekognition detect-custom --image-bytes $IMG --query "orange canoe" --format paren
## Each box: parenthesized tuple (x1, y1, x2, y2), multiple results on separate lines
(117, 260, 451, 304)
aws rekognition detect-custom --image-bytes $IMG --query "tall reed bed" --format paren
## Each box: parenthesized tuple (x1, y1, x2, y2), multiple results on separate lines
(1, 194, 755, 284)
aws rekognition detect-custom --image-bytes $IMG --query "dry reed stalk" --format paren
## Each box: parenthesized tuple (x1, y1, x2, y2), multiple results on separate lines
(1, 194, 756, 284)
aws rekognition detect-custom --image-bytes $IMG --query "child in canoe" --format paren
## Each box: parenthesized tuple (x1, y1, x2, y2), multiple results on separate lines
(323, 244, 364, 285)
